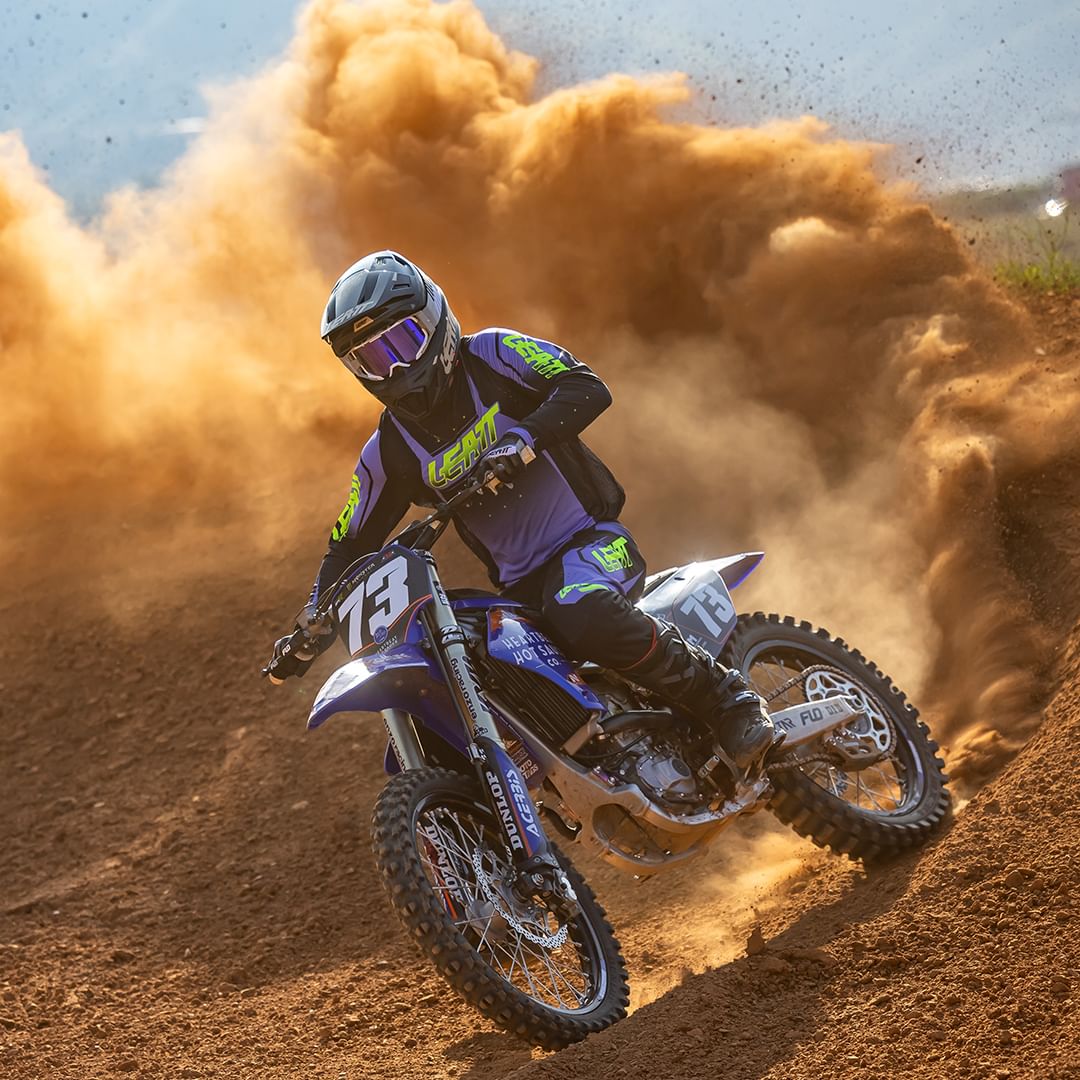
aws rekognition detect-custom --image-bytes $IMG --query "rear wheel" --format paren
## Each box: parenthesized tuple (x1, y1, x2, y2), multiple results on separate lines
(721, 613, 950, 860)
(372, 767, 629, 1048)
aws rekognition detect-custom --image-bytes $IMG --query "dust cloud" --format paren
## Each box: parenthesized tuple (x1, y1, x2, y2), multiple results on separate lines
(2, 0, 1076, 787)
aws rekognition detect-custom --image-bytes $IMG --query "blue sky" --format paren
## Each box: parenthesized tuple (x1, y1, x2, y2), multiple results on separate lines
(1, 0, 1077, 217)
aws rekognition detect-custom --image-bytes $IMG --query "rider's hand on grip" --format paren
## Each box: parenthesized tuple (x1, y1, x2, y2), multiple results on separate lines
(476, 434, 536, 493)
(263, 606, 333, 684)
(264, 631, 316, 684)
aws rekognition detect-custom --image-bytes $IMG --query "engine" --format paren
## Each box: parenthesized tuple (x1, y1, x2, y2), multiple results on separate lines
(537, 671, 770, 876)
(572, 671, 709, 808)
(607, 730, 702, 805)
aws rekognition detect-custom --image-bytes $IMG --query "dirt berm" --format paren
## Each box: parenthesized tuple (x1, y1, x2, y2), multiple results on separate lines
(512, 572, 1080, 1077)
(1, 291, 1078, 1080)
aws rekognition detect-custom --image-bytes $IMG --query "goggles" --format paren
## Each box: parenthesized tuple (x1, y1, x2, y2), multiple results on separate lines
(339, 287, 442, 381)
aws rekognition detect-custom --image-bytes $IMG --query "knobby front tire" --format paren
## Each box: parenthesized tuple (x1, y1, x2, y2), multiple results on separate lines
(371, 767, 629, 1048)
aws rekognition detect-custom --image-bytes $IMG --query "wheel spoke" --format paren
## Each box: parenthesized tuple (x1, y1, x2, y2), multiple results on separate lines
(512, 936, 551, 1004)
(868, 786, 890, 812)
(748, 645, 920, 817)
(486, 940, 514, 981)
(528, 941, 588, 1005)
(461, 907, 498, 945)
(865, 763, 904, 808)
(412, 793, 601, 1014)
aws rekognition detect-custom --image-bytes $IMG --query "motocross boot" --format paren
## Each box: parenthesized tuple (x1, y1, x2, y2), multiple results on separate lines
(624, 624, 777, 770)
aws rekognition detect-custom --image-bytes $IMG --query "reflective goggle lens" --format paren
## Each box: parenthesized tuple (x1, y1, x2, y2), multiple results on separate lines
(343, 317, 428, 380)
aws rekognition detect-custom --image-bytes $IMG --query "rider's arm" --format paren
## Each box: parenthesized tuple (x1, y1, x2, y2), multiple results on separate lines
(309, 427, 413, 609)
(472, 330, 612, 453)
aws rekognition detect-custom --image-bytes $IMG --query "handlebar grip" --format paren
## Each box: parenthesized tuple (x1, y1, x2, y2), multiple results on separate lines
(263, 628, 317, 684)
(290, 630, 318, 662)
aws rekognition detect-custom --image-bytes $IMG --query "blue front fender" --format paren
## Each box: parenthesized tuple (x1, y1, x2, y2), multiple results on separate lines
(306, 644, 455, 733)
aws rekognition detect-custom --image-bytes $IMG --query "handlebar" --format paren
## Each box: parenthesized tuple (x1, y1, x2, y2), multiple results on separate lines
(262, 469, 513, 681)
(286, 472, 501, 639)
(424, 470, 505, 524)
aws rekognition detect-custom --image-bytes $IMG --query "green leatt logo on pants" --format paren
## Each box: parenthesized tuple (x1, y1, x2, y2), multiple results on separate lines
(591, 537, 633, 573)
(557, 582, 611, 602)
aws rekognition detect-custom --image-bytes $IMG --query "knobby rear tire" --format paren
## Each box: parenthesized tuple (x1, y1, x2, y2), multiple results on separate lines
(722, 613, 951, 861)
(371, 767, 629, 1049)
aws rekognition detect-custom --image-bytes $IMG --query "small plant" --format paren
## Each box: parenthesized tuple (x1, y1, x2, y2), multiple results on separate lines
(994, 203, 1080, 292)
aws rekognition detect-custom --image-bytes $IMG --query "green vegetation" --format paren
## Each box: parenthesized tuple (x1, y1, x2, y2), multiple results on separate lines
(993, 206, 1079, 292)
(930, 182, 1079, 294)
(995, 254, 1080, 292)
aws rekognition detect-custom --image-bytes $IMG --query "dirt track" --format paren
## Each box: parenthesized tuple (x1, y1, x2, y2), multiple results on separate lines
(1, 290, 1077, 1079)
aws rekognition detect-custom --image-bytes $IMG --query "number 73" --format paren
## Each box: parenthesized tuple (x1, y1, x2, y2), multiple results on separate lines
(679, 583, 734, 637)
(338, 556, 410, 653)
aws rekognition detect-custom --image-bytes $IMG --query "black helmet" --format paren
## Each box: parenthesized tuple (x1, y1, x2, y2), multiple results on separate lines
(320, 251, 461, 422)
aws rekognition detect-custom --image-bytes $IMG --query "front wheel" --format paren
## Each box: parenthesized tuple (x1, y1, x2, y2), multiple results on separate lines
(372, 767, 629, 1048)
(721, 613, 950, 860)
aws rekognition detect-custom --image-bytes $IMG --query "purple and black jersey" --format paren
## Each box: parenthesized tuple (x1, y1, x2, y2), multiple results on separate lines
(312, 329, 626, 603)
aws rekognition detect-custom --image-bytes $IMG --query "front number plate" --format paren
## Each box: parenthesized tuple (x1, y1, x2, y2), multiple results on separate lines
(332, 545, 433, 656)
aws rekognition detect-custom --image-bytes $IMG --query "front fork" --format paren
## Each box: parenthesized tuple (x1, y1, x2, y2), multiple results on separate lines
(418, 555, 571, 902)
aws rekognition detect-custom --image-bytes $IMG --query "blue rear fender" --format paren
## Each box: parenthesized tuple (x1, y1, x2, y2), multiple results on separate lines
(716, 551, 765, 591)
(642, 552, 764, 595)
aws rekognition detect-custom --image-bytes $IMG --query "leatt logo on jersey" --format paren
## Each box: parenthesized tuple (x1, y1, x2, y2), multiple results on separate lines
(501, 334, 570, 379)
(331, 474, 363, 541)
(427, 403, 501, 489)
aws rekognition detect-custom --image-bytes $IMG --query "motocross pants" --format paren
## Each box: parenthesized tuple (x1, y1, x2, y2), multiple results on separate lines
(506, 524, 654, 669)
(507, 523, 775, 768)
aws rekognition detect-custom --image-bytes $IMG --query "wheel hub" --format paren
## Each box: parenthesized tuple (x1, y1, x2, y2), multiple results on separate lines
(803, 668, 895, 765)
(471, 849, 569, 950)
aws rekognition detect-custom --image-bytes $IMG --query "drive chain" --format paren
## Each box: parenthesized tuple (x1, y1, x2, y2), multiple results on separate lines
(766, 752, 838, 775)
(762, 664, 848, 703)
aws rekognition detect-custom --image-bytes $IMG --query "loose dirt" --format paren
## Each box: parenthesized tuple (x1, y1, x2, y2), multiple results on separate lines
(4, 2, 1080, 1075)
(2, 292, 1078, 1080)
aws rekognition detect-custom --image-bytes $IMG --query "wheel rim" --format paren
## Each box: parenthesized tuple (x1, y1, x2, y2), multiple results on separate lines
(413, 792, 608, 1015)
(742, 638, 926, 816)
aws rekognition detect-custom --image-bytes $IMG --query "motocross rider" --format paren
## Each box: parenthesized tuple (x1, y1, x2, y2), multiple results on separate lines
(266, 251, 775, 772)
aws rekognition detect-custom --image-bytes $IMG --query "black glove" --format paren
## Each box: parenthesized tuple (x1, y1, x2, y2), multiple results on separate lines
(264, 605, 334, 685)
(476, 433, 535, 488)
(265, 633, 315, 684)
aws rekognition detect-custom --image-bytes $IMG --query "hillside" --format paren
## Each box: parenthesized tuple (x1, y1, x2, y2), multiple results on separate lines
(2, 291, 1078, 1079)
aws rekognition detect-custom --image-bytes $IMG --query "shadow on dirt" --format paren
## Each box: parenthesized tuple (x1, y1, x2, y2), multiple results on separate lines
(506, 847, 929, 1080)
(444, 1031, 535, 1079)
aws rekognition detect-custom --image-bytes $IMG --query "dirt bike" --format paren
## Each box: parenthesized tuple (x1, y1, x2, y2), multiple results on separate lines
(269, 475, 950, 1048)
